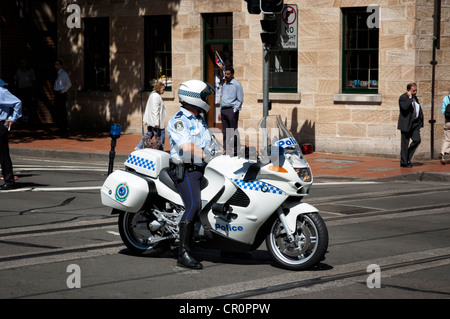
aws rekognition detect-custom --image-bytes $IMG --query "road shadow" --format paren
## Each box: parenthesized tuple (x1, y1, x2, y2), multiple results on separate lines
(9, 122, 110, 145)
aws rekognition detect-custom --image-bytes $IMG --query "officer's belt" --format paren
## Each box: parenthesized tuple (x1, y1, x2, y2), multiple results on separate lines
(169, 161, 204, 172)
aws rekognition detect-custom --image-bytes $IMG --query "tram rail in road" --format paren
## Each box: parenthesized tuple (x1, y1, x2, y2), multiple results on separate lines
(1, 160, 449, 299)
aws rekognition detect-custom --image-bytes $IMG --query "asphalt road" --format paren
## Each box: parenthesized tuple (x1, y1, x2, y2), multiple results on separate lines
(0, 157, 449, 305)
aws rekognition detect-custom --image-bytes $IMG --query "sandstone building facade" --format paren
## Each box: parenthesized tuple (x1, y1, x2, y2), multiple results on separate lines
(53, 1, 450, 158)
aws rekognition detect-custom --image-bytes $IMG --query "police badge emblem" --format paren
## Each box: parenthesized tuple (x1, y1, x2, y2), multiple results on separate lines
(175, 121, 184, 131)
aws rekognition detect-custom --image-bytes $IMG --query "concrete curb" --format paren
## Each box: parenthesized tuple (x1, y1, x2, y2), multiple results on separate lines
(10, 147, 129, 164)
(379, 171, 450, 183)
(10, 146, 450, 183)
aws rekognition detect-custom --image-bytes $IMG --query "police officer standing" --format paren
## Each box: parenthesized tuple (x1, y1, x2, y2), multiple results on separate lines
(167, 80, 215, 269)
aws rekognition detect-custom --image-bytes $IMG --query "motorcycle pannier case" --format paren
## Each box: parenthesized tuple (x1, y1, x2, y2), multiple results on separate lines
(124, 149, 170, 178)
(101, 170, 150, 212)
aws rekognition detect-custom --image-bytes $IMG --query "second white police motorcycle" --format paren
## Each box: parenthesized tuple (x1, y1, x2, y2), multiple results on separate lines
(101, 115, 328, 270)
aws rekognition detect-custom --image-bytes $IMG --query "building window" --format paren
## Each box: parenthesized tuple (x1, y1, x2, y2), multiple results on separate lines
(342, 7, 379, 94)
(203, 13, 233, 98)
(268, 8, 298, 94)
(203, 13, 233, 127)
(144, 15, 172, 91)
(84, 18, 110, 90)
(269, 50, 297, 93)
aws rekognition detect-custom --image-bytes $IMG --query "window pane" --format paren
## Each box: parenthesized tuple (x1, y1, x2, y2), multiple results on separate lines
(269, 50, 297, 92)
(205, 15, 232, 41)
(144, 16, 172, 91)
(342, 7, 379, 93)
(345, 50, 378, 89)
(202, 13, 233, 127)
(358, 30, 369, 48)
(84, 18, 110, 90)
(368, 29, 379, 49)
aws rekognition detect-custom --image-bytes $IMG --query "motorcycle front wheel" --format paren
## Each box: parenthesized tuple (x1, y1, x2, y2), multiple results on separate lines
(118, 211, 174, 256)
(266, 213, 328, 271)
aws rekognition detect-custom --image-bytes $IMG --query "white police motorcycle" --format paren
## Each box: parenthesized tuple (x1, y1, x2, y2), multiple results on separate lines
(100, 115, 328, 270)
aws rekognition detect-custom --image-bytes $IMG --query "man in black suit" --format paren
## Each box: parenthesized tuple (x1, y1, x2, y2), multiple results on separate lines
(397, 83, 423, 167)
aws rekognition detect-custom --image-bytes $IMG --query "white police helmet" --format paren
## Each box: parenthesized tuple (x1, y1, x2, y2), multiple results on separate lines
(178, 80, 214, 113)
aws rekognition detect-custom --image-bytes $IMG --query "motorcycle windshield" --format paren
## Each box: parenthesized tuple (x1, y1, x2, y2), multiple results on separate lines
(257, 115, 307, 166)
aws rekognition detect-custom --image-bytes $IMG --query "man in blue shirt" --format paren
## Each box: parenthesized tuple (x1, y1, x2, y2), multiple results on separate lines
(0, 79, 22, 190)
(219, 67, 243, 155)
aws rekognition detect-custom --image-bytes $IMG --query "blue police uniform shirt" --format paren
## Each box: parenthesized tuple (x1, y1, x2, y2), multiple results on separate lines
(167, 107, 212, 163)
(0, 87, 22, 122)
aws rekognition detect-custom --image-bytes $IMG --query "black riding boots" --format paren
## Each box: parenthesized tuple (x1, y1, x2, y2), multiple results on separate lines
(177, 221, 203, 269)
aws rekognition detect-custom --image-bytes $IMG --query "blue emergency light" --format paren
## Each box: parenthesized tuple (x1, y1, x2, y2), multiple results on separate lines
(110, 124, 121, 139)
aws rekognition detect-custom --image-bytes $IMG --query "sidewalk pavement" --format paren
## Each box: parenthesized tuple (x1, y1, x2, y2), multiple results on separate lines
(8, 125, 450, 182)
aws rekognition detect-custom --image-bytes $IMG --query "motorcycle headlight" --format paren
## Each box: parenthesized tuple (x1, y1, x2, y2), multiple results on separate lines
(295, 167, 312, 183)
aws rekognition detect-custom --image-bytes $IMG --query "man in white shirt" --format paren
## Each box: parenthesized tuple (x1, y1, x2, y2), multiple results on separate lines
(54, 59, 72, 133)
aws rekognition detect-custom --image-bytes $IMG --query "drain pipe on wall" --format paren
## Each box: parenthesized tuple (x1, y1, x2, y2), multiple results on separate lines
(429, 0, 441, 160)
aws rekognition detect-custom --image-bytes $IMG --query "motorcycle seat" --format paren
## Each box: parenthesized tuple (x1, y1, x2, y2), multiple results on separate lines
(159, 168, 179, 193)
(159, 168, 209, 193)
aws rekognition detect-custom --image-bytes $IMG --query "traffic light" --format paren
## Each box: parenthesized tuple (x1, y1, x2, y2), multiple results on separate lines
(260, 15, 278, 46)
(245, 0, 261, 14)
(260, 0, 284, 14)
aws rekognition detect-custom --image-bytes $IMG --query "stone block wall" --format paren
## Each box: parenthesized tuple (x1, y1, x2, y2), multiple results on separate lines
(56, 0, 449, 158)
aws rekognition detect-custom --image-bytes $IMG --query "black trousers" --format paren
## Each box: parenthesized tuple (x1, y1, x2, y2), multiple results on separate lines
(54, 92, 68, 131)
(171, 169, 203, 222)
(221, 107, 240, 153)
(0, 124, 14, 185)
(400, 120, 421, 165)
(17, 87, 35, 123)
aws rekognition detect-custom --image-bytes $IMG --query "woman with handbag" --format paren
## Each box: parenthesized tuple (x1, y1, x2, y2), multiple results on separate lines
(135, 82, 166, 150)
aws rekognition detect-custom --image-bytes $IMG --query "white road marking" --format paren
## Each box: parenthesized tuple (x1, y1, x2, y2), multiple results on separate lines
(1, 186, 101, 193)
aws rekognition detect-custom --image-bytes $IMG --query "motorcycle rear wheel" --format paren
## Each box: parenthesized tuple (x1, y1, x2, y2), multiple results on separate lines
(118, 211, 174, 256)
(266, 213, 328, 271)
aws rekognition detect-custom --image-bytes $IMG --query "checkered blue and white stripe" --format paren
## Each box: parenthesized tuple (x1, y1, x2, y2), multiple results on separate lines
(126, 155, 156, 171)
(178, 89, 201, 99)
(230, 178, 285, 195)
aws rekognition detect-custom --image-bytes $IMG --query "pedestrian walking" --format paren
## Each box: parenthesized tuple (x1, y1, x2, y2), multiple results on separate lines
(439, 93, 450, 164)
(397, 83, 423, 168)
(135, 82, 166, 150)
